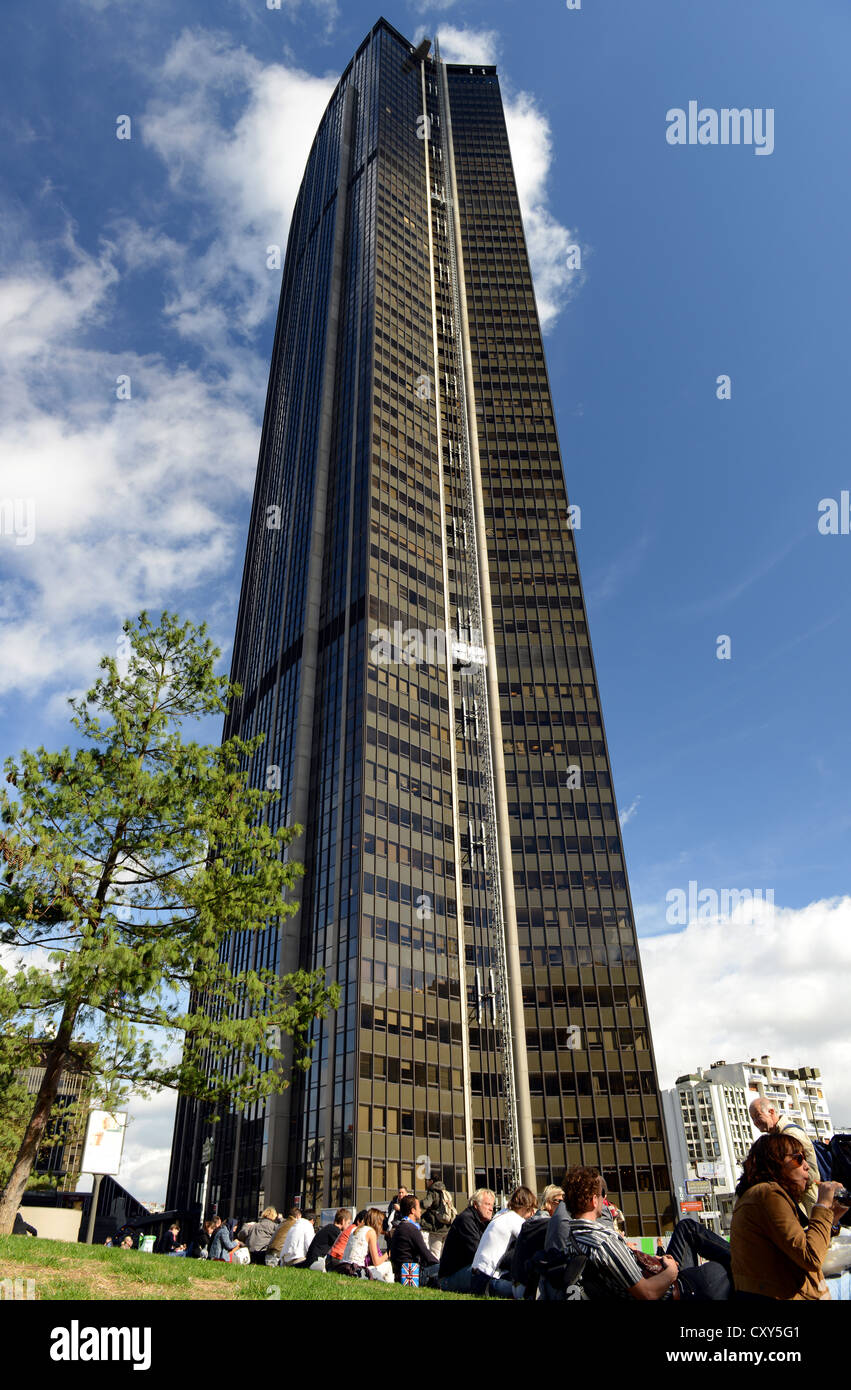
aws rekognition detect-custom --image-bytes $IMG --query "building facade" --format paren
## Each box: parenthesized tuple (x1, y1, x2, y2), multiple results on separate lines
(16, 1043, 94, 1192)
(706, 1056, 832, 1141)
(662, 1057, 832, 1233)
(662, 1074, 754, 1233)
(167, 18, 674, 1234)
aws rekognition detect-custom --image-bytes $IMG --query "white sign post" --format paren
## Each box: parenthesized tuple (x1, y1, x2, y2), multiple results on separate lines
(82, 1111, 128, 1244)
(199, 1138, 213, 1221)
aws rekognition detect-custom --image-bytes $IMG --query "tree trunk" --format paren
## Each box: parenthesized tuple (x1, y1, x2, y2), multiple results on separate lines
(0, 1006, 78, 1234)
(0, 825, 120, 1234)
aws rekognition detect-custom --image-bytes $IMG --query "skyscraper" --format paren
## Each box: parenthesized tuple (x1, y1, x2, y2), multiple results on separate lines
(167, 17, 674, 1235)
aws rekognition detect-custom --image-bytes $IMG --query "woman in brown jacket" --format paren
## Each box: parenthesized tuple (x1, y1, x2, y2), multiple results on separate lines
(730, 1129, 848, 1300)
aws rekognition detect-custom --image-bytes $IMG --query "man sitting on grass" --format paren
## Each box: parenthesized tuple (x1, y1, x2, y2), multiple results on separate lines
(550, 1167, 732, 1301)
(305, 1208, 352, 1270)
(437, 1188, 495, 1293)
(280, 1210, 318, 1268)
(389, 1195, 441, 1286)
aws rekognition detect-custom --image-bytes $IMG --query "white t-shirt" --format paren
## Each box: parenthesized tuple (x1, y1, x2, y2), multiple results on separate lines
(342, 1225, 371, 1268)
(472, 1209, 525, 1277)
(281, 1217, 315, 1265)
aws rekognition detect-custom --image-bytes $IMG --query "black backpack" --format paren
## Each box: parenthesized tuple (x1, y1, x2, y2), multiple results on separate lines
(510, 1215, 550, 1298)
(531, 1247, 588, 1301)
(782, 1122, 837, 1186)
(829, 1135, 851, 1224)
(829, 1135, 851, 1188)
(805, 1132, 851, 1220)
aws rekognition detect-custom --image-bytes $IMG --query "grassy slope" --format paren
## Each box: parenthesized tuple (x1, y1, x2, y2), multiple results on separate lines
(0, 1235, 466, 1301)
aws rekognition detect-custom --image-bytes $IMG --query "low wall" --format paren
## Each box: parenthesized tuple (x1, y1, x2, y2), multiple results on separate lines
(19, 1205, 82, 1243)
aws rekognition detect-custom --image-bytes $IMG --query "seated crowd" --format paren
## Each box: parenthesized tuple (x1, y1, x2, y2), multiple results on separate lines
(120, 1141, 846, 1300)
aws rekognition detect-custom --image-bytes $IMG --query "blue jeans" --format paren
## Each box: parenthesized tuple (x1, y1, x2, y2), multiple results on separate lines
(439, 1265, 473, 1293)
(666, 1219, 733, 1301)
(470, 1269, 515, 1299)
(393, 1262, 441, 1287)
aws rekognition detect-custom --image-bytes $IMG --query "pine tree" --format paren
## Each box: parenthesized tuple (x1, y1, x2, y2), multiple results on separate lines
(0, 1032, 91, 1193)
(0, 612, 339, 1233)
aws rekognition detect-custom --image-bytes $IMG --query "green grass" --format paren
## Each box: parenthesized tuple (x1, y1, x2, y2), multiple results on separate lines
(0, 1235, 467, 1301)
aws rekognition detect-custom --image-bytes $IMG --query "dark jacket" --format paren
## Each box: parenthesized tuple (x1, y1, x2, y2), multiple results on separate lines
(12, 1212, 37, 1237)
(438, 1203, 490, 1279)
(510, 1212, 550, 1289)
(544, 1200, 571, 1252)
(305, 1223, 342, 1265)
(189, 1226, 213, 1258)
(390, 1219, 439, 1279)
(420, 1181, 453, 1233)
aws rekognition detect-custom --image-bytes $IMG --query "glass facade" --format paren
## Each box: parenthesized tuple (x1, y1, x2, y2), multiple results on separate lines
(167, 19, 675, 1235)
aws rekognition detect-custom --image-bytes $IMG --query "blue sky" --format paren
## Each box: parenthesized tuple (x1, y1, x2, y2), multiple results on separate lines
(2, 0, 850, 1196)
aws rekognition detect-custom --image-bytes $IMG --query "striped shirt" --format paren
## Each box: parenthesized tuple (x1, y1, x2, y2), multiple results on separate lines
(562, 1218, 645, 1299)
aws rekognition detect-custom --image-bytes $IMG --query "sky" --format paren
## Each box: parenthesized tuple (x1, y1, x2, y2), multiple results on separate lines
(1, 0, 849, 1203)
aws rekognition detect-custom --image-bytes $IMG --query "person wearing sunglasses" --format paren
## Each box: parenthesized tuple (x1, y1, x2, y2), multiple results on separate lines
(749, 1097, 820, 1215)
(730, 1130, 849, 1300)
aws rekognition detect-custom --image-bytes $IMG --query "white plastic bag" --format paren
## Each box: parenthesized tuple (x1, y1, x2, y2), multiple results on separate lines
(823, 1234, 851, 1278)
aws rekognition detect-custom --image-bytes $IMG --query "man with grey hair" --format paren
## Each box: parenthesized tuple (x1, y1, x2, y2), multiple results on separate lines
(749, 1098, 819, 1215)
(437, 1188, 495, 1293)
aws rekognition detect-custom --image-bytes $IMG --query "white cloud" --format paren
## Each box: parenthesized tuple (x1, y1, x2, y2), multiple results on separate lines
(118, 1087, 179, 1206)
(0, 31, 336, 708)
(0, 943, 59, 975)
(427, 24, 500, 66)
(640, 896, 851, 1124)
(620, 796, 641, 827)
(0, 240, 260, 702)
(0, 252, 117, 360)
(138, 30, 334, 353)
(503, 91, 586, 329)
